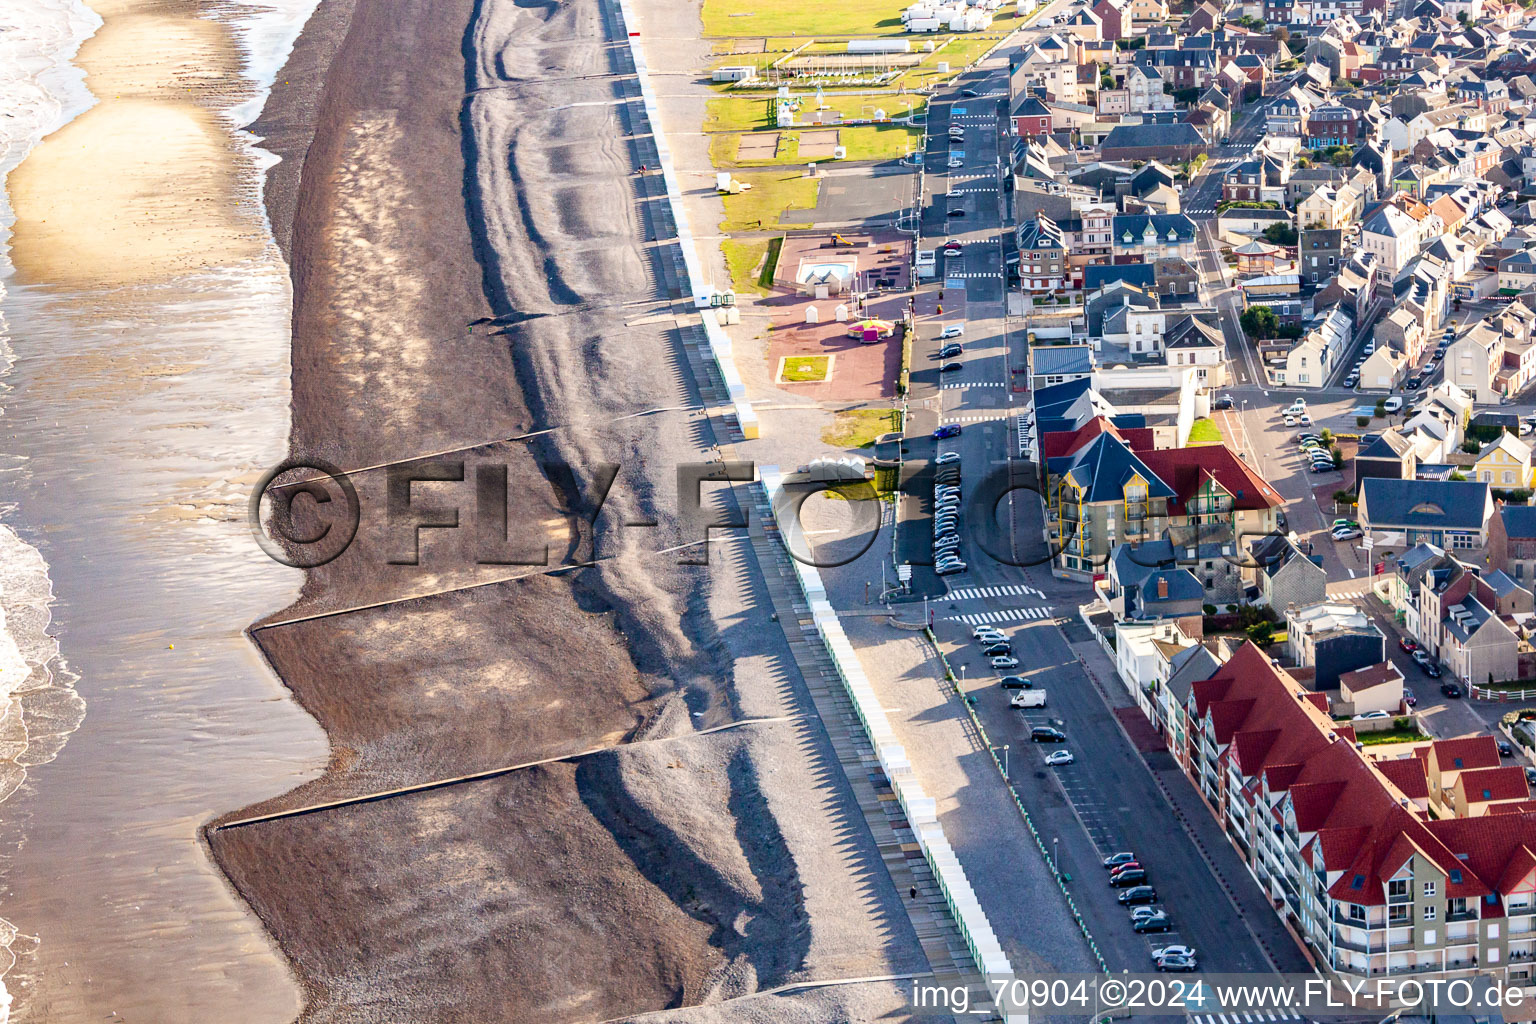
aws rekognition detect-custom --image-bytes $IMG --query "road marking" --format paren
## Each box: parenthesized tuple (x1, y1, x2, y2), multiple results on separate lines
(947, 584, 1046, 601)
(952, 607, 1053, 625)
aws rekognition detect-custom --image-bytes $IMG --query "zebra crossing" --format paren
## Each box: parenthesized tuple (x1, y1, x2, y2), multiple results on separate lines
(1189, 1011, 1304, 1024)
(941, 381, 1007, 389)
(942, 412, 1011, 424)
(945, 271, 1002, 280)
(953, 606, 1055, 625)
(945, 584, 1046, 601)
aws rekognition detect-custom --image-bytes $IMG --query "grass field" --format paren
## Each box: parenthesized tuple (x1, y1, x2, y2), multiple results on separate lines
(1188, 418, 1224, 445)
(781, 355, 832, 382)
(705, 93, 925, 133)
(702, 0, 909, 37)
(720, 171, 822, 231)
(712, 124, 920, 165)
(822, 407, 901, 447)
(722, 236, 783, 294)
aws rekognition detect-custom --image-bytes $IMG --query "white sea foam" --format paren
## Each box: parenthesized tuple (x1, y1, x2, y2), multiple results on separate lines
(0, 0, 317, 1017)
(0, 0, 100, 1019)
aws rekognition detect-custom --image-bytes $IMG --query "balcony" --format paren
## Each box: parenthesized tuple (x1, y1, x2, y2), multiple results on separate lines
(1445, 909, 1478, 923)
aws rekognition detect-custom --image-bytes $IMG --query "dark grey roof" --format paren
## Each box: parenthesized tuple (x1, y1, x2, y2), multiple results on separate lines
(1032, 345, 1094, 375)
(1500, 504, 1536, 541)
(1361, 478, 1490, 531)
(1101, 123, 1206, 152)
(1358, 430, 1413, 460)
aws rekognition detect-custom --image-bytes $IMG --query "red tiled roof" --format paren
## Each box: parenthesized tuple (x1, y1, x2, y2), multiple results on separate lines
(1132, 444, 1283, 515)
(1340, 662, 1403, 694)
(1431, 737, 1501, 774)
(1375, 757, 1430, 800)
(1459, 766, 1530, 805)
(1040, 417, 1120, 461)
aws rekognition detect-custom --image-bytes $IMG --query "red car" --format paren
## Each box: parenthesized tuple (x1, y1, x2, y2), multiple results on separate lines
(1399, 637, 1418, 653)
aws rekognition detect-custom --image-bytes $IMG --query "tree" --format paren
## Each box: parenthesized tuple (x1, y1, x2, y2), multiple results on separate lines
(1272, 25, 1290, 43)
(1240, 305, 1279, 339)
(1262, 222, 1297, 246)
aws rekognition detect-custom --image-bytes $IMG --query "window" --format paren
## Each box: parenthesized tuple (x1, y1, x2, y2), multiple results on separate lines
(1424, 904, 1437, 921)
(1424, 881, 1437, 898)
(1390, 904, 1412, 925)
(1349, 903, 1366, 921)
(1389, 879, 1410, 899)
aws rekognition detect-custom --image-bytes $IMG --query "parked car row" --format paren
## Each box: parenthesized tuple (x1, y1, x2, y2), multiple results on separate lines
(1103, 851, 1196, 967)
(933, 459, 966, 576)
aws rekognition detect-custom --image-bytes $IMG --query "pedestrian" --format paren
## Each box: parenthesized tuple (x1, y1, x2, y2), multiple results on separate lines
(910, 885, 918, 899)
(936, 304, 943, 314)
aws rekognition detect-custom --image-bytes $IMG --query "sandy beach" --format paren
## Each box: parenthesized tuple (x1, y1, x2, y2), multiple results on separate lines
(202, 0, 935, 1016)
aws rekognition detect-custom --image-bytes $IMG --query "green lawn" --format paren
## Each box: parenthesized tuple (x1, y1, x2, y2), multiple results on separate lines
(781, 355, 832, 382)
(720, 171, 821, 231)
(705, 93, 925, 133)
(702, 0, 910, 37)
(822, 407, 901, 447)
(713, 124, 920, 166)
(1188, 418, 1224, 445)
(1359, 728, 1430, 746)
(723, 239, 769, 294)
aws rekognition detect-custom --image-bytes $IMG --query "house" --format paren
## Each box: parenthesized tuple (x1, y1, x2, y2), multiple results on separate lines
(1276, 305, 1353, 389)
(1438, 590, 1522, 687)
(1358, 203, 1425, 279)
(1357, 345, 1408, 391)
(1472, 433, 1534, 491)
(1446, 318, 1512, 404)
(1304, 105, 1365, 149)
(1490, 505, 1536, 585)
(1115, 619, 1203, 707)
(1110, 213, 1198, 262)
(1062, 6, 1104, 41)
(1448, 766, 1532, 818)
(1314, 251, 1377, 326)
(1091, 0, 1127, 40)
(1425, 736, 1503, 814)
(1354, 429, 1417, 483)
(1298, 228, 1343, 286)
(1250, 533, 1328, 611)
(1100, 122, 1207, 163)
(1298, 185, 1352, 230)
(1185, 0, 1221, 32)
(1012, 95, 1053, 138)
(1016, 212, 1068, 295)
(1126, 65, 1175, 114)
(1287, 602, 1387, 690)
(1359, 477, 1494, 561)
(1048, 431, 1175, 577)
(1107, 541, 1207, 620)
(1499, 250, 1536, 294)
(1375, 304, 1429, 366)
(1030, 344, 1094, 391)
(1337, 662, 1405, 716)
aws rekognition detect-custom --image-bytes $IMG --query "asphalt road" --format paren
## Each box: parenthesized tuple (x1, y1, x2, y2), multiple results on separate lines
(898, 39, 1313, 986)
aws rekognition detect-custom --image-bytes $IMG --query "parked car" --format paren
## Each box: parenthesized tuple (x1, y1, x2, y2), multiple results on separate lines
(999, 675, 1031, 690)
(991, 655, 1019, 670)
(1129, 905, 1162, 920)
(936, 562, 968, 576)
(1525, 767, 1536, 787)
(1403, 688, 1417, 707)
(1399, 637, 1418, 653)
(1157, 954, 1198, 973)
(1117, 886, 1157, 905)
(947, 156, 963, 168)
(1298, 413, 1313, 426)
(1344, 374, 1359, 389)
(1133, 912, 1172, 933)
(1284, 414, 1297, 427)
(1499, 741, 1515, 758)
(1213, 395, 1234, 410)
(933, 424, 961, 439)
(1422, 662, 1443, 678)
(938, 344, 963, 358)
(1383, 397, 1403, 413)
(1102, 851, 1135, 868)
(935, 451, 961, 465)
(981, 642, 1012, 657)
(1406, 376, 1423, 390)
(1152, 945, 1196, 961)
(1109, 869, 1147, 887)
(960, 87, 980, 97)
(1356, 710, 1391, 720)
(942, 239, 962, 255)
(1287, 399, 1307, 411)
(939, 361, 963, 373)
(1412, 649, 1432, 667)
(1441, 682, 1463, 698)
(1045, 750, 1075, 767)
(1031, 726, 1066, 743)
(973, 625, 1005, 640)
(1331, 526, 1362, 541)
(1109, 861, 1141, 877)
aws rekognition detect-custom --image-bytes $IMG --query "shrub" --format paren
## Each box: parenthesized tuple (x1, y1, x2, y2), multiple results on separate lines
(1203, 603, 1217, 616)
(1357, 416, 1371, 427)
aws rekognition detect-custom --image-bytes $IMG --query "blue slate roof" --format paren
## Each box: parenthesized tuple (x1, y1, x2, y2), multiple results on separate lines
(1500, 505, 1536, 541)
(1032, 345, 1094, 375)
(1051, 432, 1175, 504)
(1084, 263, 1156, 292)
(1144, 569, 1205, 606)
(1033, 376, 1095, 419)
(1112, 213, 1198, 246)
(1360, 478, 1490, 531)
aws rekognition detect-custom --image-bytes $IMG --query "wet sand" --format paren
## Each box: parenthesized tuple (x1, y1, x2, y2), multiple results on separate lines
(207, 0, 933, 1015)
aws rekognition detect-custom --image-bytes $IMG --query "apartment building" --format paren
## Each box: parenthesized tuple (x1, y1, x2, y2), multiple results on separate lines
(1168, 643, 1536, 989)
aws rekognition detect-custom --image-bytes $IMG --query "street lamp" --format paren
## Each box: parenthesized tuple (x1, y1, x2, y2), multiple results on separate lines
(1001, 744, 1010, 779)
(1052, 836, 1059, 873)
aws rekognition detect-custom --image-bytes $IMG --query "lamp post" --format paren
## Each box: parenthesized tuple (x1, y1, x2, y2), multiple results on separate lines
(1053, 836, 1060, 873)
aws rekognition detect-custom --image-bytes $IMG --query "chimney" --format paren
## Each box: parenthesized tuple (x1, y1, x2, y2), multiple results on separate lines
(1158, 577, 1169, 598)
